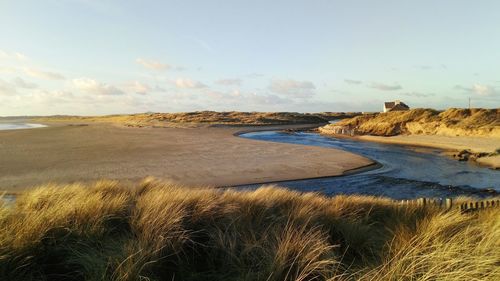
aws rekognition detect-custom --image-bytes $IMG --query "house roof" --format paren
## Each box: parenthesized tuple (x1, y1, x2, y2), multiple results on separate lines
(384, 101, 409, 110)
(384, 102, 396, 108)
(388, 103, 410, 111)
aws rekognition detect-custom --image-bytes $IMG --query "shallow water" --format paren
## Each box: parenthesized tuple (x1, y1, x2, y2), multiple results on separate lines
(240, 131, 499, 199)
(0, 123, 46, 130)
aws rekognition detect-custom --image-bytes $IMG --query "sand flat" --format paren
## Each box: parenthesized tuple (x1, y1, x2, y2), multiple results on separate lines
(0, 123, 374, 192)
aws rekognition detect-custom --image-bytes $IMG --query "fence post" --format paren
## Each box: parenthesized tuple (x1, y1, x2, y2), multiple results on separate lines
(445, 198, 452, 211)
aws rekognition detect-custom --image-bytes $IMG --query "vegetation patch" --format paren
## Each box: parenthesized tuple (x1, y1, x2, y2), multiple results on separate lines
(35, 111, 331, 127)
(1, 179, 498, 280)
(322, 108, 499, 137)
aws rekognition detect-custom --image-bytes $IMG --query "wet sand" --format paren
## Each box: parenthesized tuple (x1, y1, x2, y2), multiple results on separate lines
(0, 123, 375, 192)
(359, 135, 500, 169)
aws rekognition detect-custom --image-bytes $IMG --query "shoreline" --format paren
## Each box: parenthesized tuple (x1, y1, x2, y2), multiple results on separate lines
(358, 135, 500, 170)
(319, 132, 499, 170)
(226, 162, 383, 188)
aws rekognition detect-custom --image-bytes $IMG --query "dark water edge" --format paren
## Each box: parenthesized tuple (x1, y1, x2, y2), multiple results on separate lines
(239, 131, 499, 200)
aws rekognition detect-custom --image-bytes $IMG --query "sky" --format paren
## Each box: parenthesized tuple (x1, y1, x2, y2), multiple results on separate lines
(0, 0, 499, 116)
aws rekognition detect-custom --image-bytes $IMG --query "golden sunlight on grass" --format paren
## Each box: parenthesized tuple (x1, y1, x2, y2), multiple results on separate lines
(0, 179, 498, 281)
(327, 108, 500, 137)
(35, 111, 330, 127)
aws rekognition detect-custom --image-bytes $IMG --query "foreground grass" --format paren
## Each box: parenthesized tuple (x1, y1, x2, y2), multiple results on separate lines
(0, 179, 498, 281)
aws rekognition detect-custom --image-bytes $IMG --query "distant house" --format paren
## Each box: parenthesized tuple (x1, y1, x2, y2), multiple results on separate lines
(383, 100, 409, 113)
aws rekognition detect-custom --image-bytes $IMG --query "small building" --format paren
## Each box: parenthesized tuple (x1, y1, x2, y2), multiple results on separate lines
(383, 100, 409, 113)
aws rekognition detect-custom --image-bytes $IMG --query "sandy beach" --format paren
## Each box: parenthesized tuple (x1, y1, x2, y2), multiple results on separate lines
(0, 123, 375, 192)
(358, 135, 500, 169)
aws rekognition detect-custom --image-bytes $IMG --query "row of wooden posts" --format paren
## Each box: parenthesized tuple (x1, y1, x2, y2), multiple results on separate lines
(395, 197, 500, 213)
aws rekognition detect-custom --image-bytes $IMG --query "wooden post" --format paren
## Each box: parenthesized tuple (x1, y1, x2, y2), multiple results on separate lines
(480, 201, 485, 209)
(445, 198, 452, 210)
(417, 198, 423, 206)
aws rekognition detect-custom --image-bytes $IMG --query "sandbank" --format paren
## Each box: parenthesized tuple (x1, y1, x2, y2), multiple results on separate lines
(0, 123, 375, 192)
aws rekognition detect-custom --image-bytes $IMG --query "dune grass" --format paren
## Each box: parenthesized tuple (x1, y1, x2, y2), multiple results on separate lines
(35, 111, 329, 127)
(328, 108, 500, 137)
(0, 179, 498, 281)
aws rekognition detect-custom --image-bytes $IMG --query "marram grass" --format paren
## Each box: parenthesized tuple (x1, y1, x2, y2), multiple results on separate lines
(0, 179, 498, 281)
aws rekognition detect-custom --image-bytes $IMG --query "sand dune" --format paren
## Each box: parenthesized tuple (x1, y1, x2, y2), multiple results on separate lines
(319, 108, 500, 169)
(322, 108, 499, 137)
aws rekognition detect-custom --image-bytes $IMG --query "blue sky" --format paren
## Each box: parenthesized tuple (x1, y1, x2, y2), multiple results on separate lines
(1, 0, 499, 115)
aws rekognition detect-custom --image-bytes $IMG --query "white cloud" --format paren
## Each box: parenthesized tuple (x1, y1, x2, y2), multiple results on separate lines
(414, 65, 432, 70)
(400, 92, 435, 98)
(0, 50, 28, 61)
(175, 78, 207, 89)
(268, 79, 315, 98)
(12, 77, 38, 89)
(0, 78, 37, 96)
(455, 84, 498, 97)
(215, 78, 242, 86)
(136, 58, 170, 71)
(125, 81, 151, 95)
(28, 89, 75, 104)
(14, 52, 28, 61)
(203, 89, 293, 108)
(247, 73, 265, 78)
(344, 79, 362, 85)
(72, 78, 124, 95)
(471, 84, 497, 97)
(369, 82, 402, 91)
(0, 79, 17, 96)
(0, 50, 8, 59)
(0, 66, 18, 74)
(25, 68, 65, 80)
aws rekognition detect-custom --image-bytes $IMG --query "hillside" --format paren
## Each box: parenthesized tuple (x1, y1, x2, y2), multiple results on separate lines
(308, 111, 363, 121)
(36, 111, 329, 127)
(320, 108, 500, 137)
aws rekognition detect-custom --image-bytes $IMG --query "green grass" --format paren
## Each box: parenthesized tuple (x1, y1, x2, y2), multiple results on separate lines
(1, 179, 499, 281)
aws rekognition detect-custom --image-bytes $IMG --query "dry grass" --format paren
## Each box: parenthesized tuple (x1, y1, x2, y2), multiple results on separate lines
(0, 179, 498, 281)
(328, 108, 500, 137)
(35, 111, 328, 127)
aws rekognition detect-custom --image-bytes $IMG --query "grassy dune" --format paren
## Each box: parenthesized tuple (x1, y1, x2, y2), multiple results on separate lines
(35, 111, 329, 127)
(1, 179, 498, 280)
(325, 108, 499, 137)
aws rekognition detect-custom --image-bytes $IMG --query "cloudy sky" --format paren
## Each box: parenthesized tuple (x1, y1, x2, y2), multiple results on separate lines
(1, 0, 499, 116)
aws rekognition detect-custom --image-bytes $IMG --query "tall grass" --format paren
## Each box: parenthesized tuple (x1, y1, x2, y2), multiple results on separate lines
(0, 179, 498, 281)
